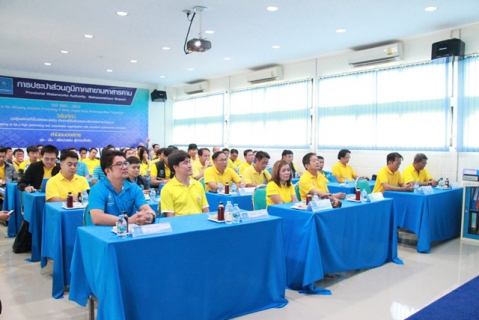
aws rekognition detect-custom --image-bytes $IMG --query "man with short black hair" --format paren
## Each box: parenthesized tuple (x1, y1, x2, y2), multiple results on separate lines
(229, 148, 242, 172)
(239, 149, 254, 175)
(243, 151, 271, 187)
(152, 144, 160, 160)
(18, 145, 60, 192)
(161, 150, 209, 217)
(18, 146, 39, 171)
(402, 153, 438, 186)
(372, 152, 414, 193)
(193, 148, 212, 180)
(0, 147, 17, 185)
(13, 149, 24, 172)
(281, 150, 303, 177)
(88, 150, 155, 226)
(126, 156, 149, 192)
(150, 147, 175, 187)
(46, 151, 90, 202)
(79, 147, 87, 162)
(83, 148, 100, 174)
(68, 147, 89, 177)
(204, 151, 244, 192)
(188, 143, 199, 165)
(4, 147, 13, 165)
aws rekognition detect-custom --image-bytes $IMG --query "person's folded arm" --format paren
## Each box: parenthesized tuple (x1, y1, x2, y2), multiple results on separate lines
(269, 194, 283, 204)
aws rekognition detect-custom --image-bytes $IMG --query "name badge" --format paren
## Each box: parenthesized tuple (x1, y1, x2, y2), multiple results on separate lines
(309, 199, 332, 212)
(241, 209, 269, 221)
(131, 223, 172, 238)
(368, 193, 384, 202)
(422, 186, 434, 194)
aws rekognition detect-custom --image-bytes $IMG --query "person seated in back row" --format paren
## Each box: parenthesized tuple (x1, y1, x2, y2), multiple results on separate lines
(332, 149, 364, 183)
(243, 151, 271, 187)
(204, 151, 245, 192)
(299, 153, 346, 200)
(266, 160, 298, 207)
(372, 152, 414, 193)
(161, 150, 209, 217)
(45, 151, 90, 202)
(402, 153, 438, 186)
(150, 147, 176, 187)
(126, 156, 149, 193)
(18, 145, 60, 193)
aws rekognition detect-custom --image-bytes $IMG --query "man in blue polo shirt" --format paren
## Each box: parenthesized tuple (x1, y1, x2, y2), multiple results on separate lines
(88, 150, 155, 226)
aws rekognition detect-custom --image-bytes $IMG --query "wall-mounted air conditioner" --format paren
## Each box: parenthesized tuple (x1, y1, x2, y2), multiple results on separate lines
(184, 81, 209, 94)
(246, 66, 283, 84)
(347, 43, 403, 67)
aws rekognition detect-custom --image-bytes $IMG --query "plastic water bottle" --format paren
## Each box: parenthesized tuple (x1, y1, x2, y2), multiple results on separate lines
(150, 188, 156, 202)
(217, 182, 224, 194)
(232, 203, 241, 224)
(414, 181, 420, 194)
(225, 201, 233, 224)
(116, 214, 127, 238)
(438, 178, 444, 188)
(231, 183, 237, 194)
(312, 193, 319, 201)
(82, 190, 89, 206)
(345, 177, 349, 186)
(361, 189, 368, 202)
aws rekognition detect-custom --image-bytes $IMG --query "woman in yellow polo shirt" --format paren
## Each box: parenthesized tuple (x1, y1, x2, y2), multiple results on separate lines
(138, 147, 151, 176)
(266, 160, 298, 206)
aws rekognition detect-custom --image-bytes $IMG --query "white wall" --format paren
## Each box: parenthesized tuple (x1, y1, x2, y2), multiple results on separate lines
(167, 22, 479, 183)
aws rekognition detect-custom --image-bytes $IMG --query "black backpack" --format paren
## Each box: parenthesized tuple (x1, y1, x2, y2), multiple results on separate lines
(12, 220, 32, 253)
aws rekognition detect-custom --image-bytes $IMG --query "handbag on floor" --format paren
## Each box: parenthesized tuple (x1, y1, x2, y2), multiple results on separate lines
(12, 220, 32, 254)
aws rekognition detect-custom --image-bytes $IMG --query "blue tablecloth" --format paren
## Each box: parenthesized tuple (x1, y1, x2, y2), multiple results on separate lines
(268, 199, 401, 294)
(41, 202, 84, 298)
(22, 191, 46, 262)
(206, 192, 253, 211)
(327, 180, 376, 194)
(2, 182, 22, 237)
(69, 214, 287, 320)
(385, 187, 463, 253)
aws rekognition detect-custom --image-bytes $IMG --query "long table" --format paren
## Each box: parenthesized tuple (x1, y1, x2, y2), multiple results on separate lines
(206, 192, 253, 211)
(41, 202, 84, 298)
(69, 214, 287, 319)
(268, 199, 401, 294)
(327, 180, 376, 194)
(22, 191, 46, 262)
(2, 182, 22, 237)
(385, 187, 463, 253)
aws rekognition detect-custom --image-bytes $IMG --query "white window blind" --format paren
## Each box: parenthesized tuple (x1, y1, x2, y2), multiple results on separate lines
(458, 56, 479, 151)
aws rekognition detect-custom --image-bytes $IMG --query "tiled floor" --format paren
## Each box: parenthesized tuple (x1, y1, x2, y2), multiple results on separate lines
(1, 226, 478, 320)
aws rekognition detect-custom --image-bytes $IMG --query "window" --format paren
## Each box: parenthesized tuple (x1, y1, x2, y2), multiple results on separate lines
(229, 80, 311, 148)
(317, 62, 449, 150)
(458, 56, 479, 151)
(172, 93, 224, 146)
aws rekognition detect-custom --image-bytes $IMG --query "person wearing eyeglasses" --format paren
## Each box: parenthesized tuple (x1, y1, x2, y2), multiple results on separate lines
(372, 152, 415, 193)
(45, 151, 90, 202)
(18, 145, 60, 193)
(402, 153, 438, 187)
(332, 149, 359, 183)
(88, 150, 155, 226)
(204, 151, 245, 192)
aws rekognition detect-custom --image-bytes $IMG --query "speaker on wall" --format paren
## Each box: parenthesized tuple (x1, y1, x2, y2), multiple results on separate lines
(151, 89, 167, 102)
(431, 38, 465, 60)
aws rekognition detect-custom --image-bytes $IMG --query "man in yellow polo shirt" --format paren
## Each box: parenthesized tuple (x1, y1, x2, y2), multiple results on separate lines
(238, 149, 254, 175)
(372, 152, 415, 193)
(204, 151, 245, 192)
(299, 153, 346, 201)
(160, 150, 209, 217)
(229, 148, 243, 172)
(402, 153, 438, 186)
(46, 151, 90, 202)
(332, 149, 360, 183)
(193, 148, 212, 180)
(188, 143, 200, 166)
(243, 151, 271, 187)
(150, 147, 176, 187)
(83, 148, 100, 175)
(18, 146, 40, 171)
(12, 149, 24, 172)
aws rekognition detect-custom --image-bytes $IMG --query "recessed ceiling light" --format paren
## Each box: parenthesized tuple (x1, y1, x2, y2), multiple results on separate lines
(162, 47, 170, 50)
(272, 45, 280, 49)
(130, 60, 138, 63)
(266, 6, 279, 11)
(160, 76, 166, 78)
(116, 11, 128, 16)
(336, 29, 346, 33)
(106, 69, 113, 72)
(187, 68, 194, 71)
(224, 57, 231, 61)
(425, 6, 437, 11)
(205, 30, 215, 34)
(84, 34, 94, 39)
(60, 50, 69, 54)
(44, 62, 52, 66)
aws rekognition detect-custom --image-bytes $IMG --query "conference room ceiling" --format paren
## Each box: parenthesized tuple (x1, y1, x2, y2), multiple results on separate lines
(0, 0, 478, 87)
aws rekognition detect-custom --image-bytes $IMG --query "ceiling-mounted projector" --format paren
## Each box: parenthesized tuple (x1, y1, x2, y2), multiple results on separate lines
(187, 38, 212, 52)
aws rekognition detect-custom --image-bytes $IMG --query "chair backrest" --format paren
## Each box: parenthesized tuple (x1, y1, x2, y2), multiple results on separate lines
(294, 183, 301, 201)
(198, 178, 205, 190)
(83, 204, 93, 226)
(323, 171, 334, 182)
(252, 185, 267, 210)
(356, 179, 371, 194)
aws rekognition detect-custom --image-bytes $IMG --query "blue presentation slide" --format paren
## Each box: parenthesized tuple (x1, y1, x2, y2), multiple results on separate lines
(0, 76, 148, 149)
